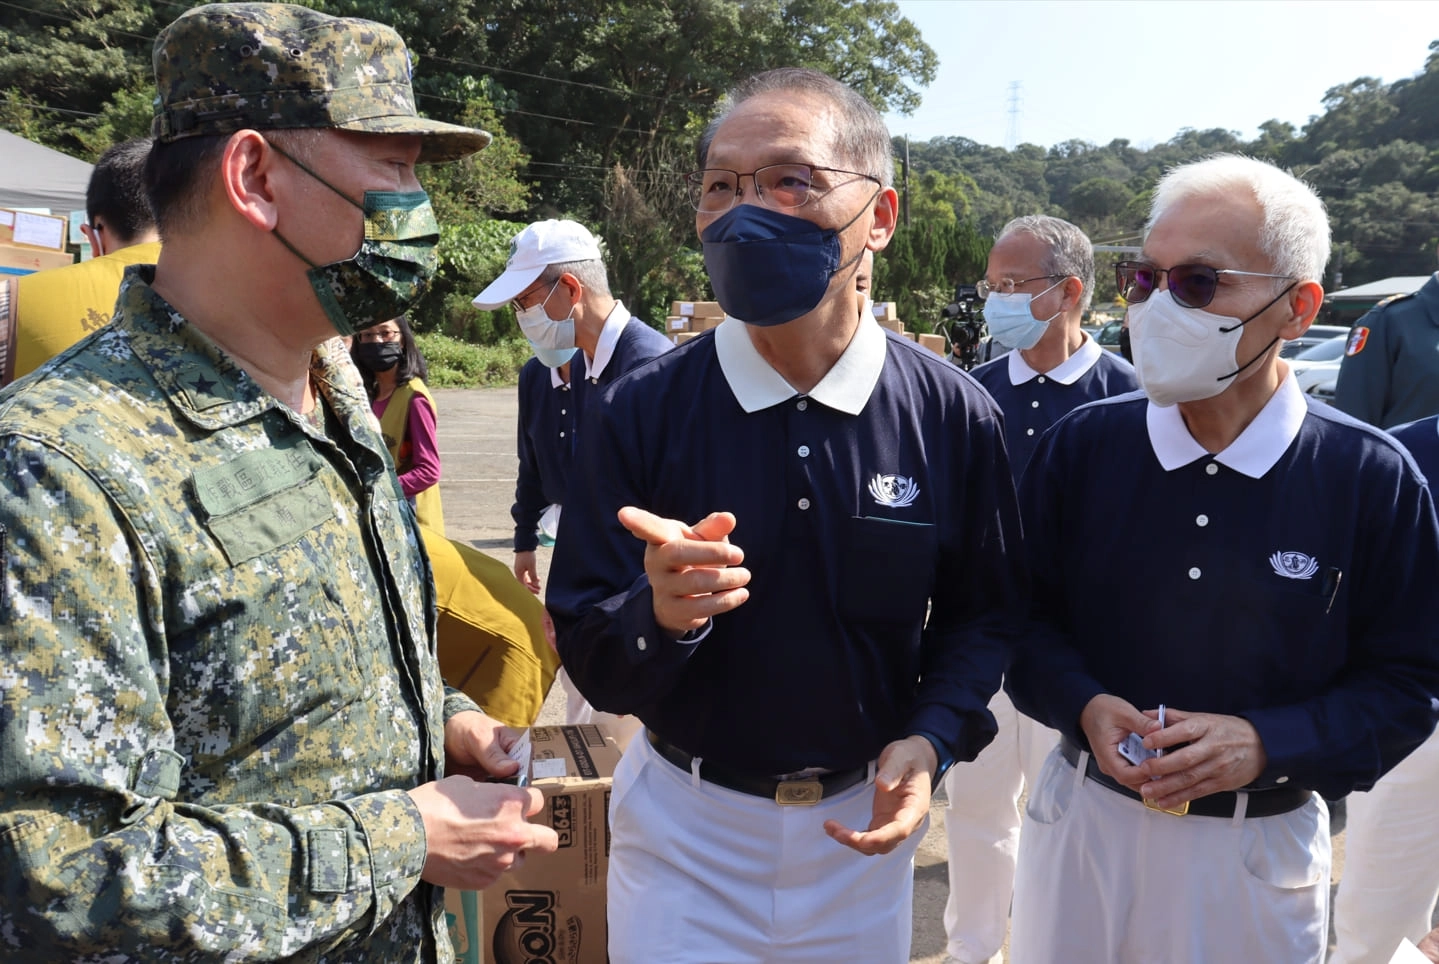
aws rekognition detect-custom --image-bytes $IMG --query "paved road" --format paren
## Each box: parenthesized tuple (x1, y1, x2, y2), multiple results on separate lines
(431, 385, 1382, 963)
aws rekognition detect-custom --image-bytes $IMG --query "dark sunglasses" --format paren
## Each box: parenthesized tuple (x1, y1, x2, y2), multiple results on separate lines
(1116, 260, 1294, 310)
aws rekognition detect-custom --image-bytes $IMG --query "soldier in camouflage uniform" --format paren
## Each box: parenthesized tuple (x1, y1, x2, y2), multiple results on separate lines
(0, 4, 557, 961)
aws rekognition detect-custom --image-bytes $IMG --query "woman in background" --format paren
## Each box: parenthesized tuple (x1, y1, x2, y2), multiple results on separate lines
(352, 314, 445, 533)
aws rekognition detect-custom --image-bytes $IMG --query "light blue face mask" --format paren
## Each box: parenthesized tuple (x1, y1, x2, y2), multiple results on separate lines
(515, 279, 579, 368)
(983, 279, 1065, 350)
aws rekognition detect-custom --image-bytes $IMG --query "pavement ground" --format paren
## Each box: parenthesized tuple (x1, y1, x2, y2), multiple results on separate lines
(432, 385, 1392, 963)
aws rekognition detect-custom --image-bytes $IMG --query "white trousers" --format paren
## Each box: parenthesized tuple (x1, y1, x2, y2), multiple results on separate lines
(1330, 728, 1439, 964)
(557, 666, 642, 751)
(942, 687, 1058, 963)
(606, 731, 926, 964)
(1010, 745, 1329, 964)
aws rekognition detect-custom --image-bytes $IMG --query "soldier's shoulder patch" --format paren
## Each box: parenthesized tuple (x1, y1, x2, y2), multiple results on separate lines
(1346, 326, 1370, 356)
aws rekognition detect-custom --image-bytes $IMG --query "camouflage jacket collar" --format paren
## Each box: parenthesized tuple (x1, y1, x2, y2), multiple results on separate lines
(115, 265, 376, 440)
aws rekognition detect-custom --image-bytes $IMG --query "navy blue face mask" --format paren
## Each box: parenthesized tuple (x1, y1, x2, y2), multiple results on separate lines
(700, 197, 874, 327)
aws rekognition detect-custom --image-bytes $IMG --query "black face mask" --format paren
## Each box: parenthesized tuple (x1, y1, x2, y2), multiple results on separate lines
(353, 341, 404, 372)
(1118, 326, 1133, 364)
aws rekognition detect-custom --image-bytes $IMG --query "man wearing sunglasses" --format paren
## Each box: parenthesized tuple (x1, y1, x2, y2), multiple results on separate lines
(1004, 154, 1439, 962)
(549, 67, 1023, 962)
(941, 214, 1137, 964)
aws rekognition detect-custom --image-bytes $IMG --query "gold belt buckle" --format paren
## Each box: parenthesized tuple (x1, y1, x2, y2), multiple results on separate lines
(1144, 796, 1189, 816)
(774, 778, 823, 806)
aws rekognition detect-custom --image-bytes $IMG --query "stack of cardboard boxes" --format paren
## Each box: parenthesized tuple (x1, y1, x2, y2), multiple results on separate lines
(871, 301, 946, 357)
(665, 300, 725, 344)
(446, 724, 622, 964)
(0, 208, 74, 277)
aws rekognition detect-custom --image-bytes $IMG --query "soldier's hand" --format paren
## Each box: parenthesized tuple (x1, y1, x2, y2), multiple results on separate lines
(617, 506, 750, 638)
(443, 710, 523, 781)
(409, 778, 559, 891)
(513, 550, 541, 594)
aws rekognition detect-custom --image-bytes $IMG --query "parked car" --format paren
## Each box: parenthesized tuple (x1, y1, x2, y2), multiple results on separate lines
(1279, 324, 1350, 359)
(1288, 334, 1348, 400)
(1095, 318, 1124, 352)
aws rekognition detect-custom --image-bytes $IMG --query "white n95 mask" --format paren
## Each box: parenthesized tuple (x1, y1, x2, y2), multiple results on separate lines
(1128, 290, 1282, 406)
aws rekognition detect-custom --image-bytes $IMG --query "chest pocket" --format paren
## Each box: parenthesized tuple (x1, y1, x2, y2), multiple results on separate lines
(192, 438, 336, 565)
(838, 515, 939, 624)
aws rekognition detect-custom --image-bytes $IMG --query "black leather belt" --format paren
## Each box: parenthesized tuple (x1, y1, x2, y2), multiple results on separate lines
(647, 731, 868, 806)
(1059, 738, 1309, 818)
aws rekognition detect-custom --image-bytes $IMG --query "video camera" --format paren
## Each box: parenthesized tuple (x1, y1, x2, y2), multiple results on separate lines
(938, 284, 987, 370)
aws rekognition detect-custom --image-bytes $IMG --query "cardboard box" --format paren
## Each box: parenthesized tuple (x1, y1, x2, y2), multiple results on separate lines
(673, 331, 700, 345)
(871, 301, 899, 323)
(669, 300, 725, 319)
(0, 209, 69, 251)
(446, 724, 622, 964)
(901, 331, 917, 341)
(876, 317, 902, 334)
(917, 333, 947, 356)
(0, 241, 74, 276)
(666, 316, 689, 332)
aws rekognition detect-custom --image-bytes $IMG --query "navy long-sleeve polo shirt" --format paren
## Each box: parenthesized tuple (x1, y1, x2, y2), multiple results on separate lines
(549, 317, 1025, 776)
(970, 336, 1138, 483)
(1006, 377, 1439, 800)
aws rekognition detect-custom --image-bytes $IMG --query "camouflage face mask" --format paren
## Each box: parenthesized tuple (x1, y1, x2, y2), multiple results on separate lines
(269, 143, 440, 336)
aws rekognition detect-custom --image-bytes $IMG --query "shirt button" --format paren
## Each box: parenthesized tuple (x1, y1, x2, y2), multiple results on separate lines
(1205, 463, 1219, 476)
(798, 497, 811, 510)
(1188, 567, 1202, 580)
(1196, 514, 1209, 527)
(1275, 775, 1289, 784)
(636, 636, 647, 652)
(797, 445, 810, 457)
(1026, 428, 1035, 436)
(561, 408, 567, 415)
(1031, 400, 1040, 408)
(559, 431, 566, 438)
(1037, 376, 1047, 384)
(796, 399, 808, 411)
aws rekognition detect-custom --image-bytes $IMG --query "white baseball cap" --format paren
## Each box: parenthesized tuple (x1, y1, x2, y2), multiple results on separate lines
(470, 219, 604, 309)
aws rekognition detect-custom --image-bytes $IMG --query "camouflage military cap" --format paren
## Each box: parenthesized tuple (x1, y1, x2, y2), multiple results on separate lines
(151, 2, 490, 163)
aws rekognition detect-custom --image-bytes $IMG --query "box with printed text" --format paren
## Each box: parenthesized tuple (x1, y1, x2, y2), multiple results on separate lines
(445, 723, 622, 964)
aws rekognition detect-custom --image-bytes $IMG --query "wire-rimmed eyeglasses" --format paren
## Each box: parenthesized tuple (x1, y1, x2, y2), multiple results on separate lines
(684, 164, 881, 213)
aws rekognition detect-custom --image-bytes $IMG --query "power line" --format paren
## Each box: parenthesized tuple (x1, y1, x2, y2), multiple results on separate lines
(0, 95, 101, 118)
(0, 0, 156, 42)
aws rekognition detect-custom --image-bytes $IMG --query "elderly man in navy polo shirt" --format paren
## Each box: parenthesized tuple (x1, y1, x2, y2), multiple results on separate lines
(548, 67, 1024, 963)
(1005, 154, 1439, 962)
(943, 214, 1137, 964)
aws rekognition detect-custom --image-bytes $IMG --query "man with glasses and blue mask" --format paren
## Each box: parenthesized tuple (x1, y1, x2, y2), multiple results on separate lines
(0, 4, 560, 959)
(548, 67, 1024, 963)
(1004, 153, 1439, 962)
(472, 219, 669, 751)
(942, 214, 1137, 964)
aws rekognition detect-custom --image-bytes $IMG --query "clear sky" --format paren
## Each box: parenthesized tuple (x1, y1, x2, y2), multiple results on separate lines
(884, 0, 1439, 151)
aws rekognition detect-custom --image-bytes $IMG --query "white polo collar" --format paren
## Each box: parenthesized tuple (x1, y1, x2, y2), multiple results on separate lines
(715, 314, 887, 415)
(549, 365, 570, 389)
(1007, 332, 1104, 386)
(586, 301, 631, 381)
(1146, 371, 1308, 479)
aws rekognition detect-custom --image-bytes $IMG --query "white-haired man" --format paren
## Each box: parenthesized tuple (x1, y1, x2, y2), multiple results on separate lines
(942, 214, 1136, 964)
(1005, 154, 1439, 962)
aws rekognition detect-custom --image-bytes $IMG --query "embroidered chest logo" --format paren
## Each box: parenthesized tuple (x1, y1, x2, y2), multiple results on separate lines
(1269, 550, 1319, 580)
(868, 473, 920, 508)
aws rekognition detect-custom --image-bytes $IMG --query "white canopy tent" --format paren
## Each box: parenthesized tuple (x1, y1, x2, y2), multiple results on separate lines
(0, 129, 93, 215)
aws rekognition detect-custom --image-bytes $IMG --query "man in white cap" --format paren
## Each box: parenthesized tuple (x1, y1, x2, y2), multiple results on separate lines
(473, 218, 670, 748)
